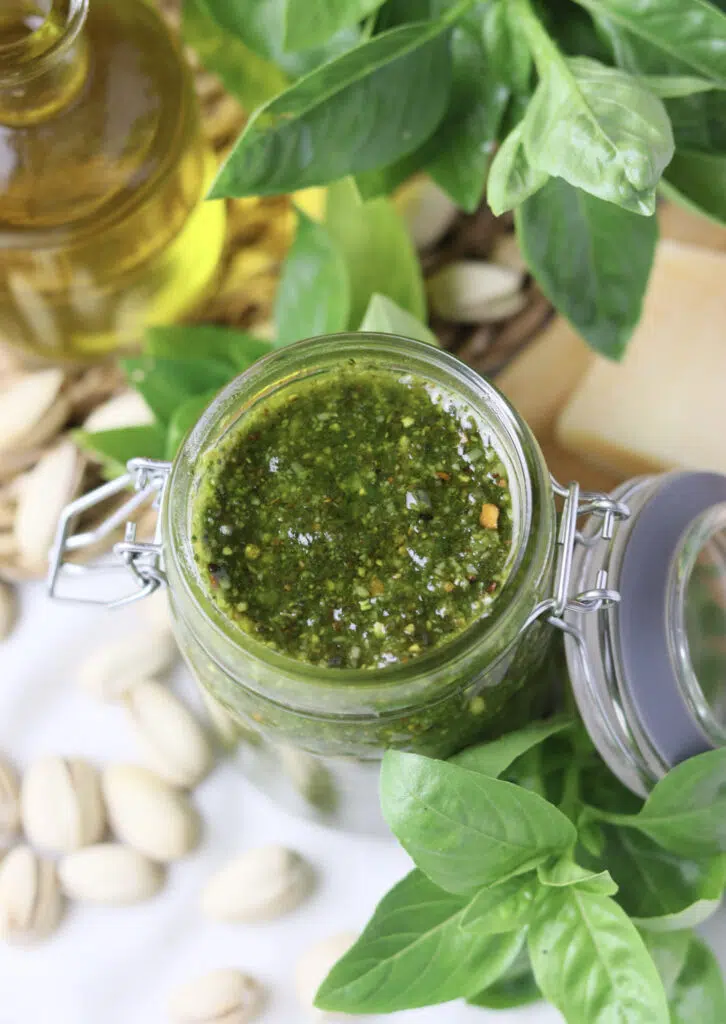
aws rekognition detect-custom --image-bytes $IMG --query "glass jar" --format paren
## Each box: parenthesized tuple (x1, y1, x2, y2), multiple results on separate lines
(48, 333, 653, 833)
(0, 0, 226, 363)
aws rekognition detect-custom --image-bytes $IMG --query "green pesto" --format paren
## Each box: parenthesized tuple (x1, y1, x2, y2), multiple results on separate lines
(192, 364, 513, 670)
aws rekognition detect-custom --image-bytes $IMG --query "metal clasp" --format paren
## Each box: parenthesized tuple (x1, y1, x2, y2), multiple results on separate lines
(520, 477, 630, 637)
(47, 458, 172, 609)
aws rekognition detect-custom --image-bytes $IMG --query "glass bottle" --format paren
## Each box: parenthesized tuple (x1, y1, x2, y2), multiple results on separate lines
(0, 0, 226, 363)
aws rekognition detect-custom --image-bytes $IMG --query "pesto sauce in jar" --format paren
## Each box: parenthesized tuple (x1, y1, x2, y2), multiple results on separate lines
(192, 364, 513, 669)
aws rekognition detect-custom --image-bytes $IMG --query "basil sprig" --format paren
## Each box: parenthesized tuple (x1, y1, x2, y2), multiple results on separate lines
(316, 721, 726, 1022)
(187, 0, 726, 359)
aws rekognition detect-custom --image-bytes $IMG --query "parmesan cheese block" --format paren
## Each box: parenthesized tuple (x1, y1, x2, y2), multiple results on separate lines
(557, 241, 726, 477)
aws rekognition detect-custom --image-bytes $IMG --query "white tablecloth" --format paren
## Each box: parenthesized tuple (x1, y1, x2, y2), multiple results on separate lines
(0, 583, 723, 1024)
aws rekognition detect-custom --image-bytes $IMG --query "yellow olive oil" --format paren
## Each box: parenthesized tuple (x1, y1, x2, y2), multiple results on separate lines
(0, 0, 226, 362)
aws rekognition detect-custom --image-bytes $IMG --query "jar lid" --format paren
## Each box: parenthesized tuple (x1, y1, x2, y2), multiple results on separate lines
(618, 472, 726, 767)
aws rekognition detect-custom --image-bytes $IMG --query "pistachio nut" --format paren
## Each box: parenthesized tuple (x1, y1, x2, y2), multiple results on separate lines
(296, 933, 358, 1021)
(0, 369, 66, 455)
(201, 845, 314, 923)
(126, 680, 213, 789)
(0, 581, 17, 641)
(0, 754, 20, 845)
(168, 968, 265, 1024)
(15, 440, 82, 569)
(77, 626, 178, 702)
(427, 260, 525, 323)
(102, 763, 201, 862)
(59, 843, 164, 905)
(0, 845, 64, 944)
(21, 755, 105, 853)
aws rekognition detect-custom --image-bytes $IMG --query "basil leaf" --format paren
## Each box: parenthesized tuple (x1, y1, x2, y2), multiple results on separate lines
(122, 356, 233, 425)
(197, 0, 360, 75)
(601, 827, 726, 932)
(274, 211, 350, 345)
(209, 21, 453, 198)
(641, 75, 718, 99)
(74, 426, 168, 479)
(451, 718, 572, 779)
(641, 931, 692, 994)
(182, 0, 289, 110)
(521, 56, 673, 215)
(380, 751, 576, 894)
(537, 856, 618, 896)
(459, 874, 538, 932)
(609, 749, 726, 857)
(325, 178, 425, 325)
(487, 122, 549, 216)
(665, 91, 726, 154)
(468, 948, 541, 1010)
(282, 0, 385, 51)
(528, 887, 670, 1024)
(516, 176, 657, 358)
(480, 0, 533, 95)
(165, 391, 218, 461)
(359, 293, 438, 345)
(663, 150, 726, 226)
(669, 936, 726, 1023)
(315, 869, 525, 1013)
(426, 22, 511, 212)
(145, 325, 272, 373)
(574, 0, 726, 87)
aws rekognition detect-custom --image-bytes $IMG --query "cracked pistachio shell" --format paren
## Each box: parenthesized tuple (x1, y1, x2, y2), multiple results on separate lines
(201, 846, 314, 923)
(0, 845, 64, 945)
(21, 756, 105, 854)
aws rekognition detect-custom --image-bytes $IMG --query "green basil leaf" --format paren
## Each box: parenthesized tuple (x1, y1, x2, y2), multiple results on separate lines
(601, 827, 726, 932)
(380, 750, 576, 894)
(610, 749, 726, 857)
(536, 856, 618, 895)
(426, 22, 511, 212)
(74, 426, 168, 478)
(274, 211, 350, 345)
(486, 122, 549, 216)
(669, 936, 726, 1023)
(515, 176, 657, 359)
(468, 947, 541, 1009)
(282, 0, 385, 52)
(574, 0, 726, 87)
(521, 56, 673, 215)
(145, 324, 272, 373)
(209, 21, 453, 198)
(459, 874, 538, 932)
(665, 91, 726, 153)
(197, 0, 360, 75)
(315, 868, 525, 1013)
(359, 293, 438, 345)
(641, 931, 692, 994)
(165, 391, 218, 461)
(641, 75, 719, 98)
(480, 0, 533, 95)
(528, 887, 670, 1024)
(182, 0, 289, 110)
(122, 356, 233, 425)
(325, 177, 425, 325)
(663, 150, 726, 226)
(451, 718, 572, 779)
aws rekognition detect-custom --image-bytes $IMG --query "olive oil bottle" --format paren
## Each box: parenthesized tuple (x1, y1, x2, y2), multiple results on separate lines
(0, 0, 226, 362)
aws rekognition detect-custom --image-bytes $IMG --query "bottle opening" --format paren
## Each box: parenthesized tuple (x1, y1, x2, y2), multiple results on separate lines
(668, 502, 726, 744)
(0, 0, 85, 76)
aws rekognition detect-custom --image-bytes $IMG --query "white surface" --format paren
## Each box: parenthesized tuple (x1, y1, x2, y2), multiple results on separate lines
(1, 583, 724, 1024)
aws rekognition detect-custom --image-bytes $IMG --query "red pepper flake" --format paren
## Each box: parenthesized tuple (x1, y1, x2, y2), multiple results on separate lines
(487, 581, 498, 593)
(436, 471, 450, 481)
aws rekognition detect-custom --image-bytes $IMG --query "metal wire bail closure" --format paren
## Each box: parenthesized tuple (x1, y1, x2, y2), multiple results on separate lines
(519, 476, 631, 641)
(47, 457, 172, 609)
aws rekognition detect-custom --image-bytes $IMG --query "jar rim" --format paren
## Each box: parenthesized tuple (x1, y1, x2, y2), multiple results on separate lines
(163, 333, 555, 709)
(0, 0, 88, 84)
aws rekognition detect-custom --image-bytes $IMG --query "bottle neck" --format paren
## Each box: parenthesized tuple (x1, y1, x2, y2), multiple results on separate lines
(0, 0, 89, 126)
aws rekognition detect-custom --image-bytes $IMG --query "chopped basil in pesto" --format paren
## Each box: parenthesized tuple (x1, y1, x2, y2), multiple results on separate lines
(192, 364, 513, 669)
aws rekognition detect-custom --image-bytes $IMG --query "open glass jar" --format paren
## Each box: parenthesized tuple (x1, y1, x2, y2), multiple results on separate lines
(49, 333, 721, 833)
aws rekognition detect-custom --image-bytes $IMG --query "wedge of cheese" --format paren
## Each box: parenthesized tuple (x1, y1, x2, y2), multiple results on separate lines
(557, 241, 726, 477)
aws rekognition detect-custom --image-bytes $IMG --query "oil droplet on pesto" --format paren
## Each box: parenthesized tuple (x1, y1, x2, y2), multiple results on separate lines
(192, 364, 513, 669)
